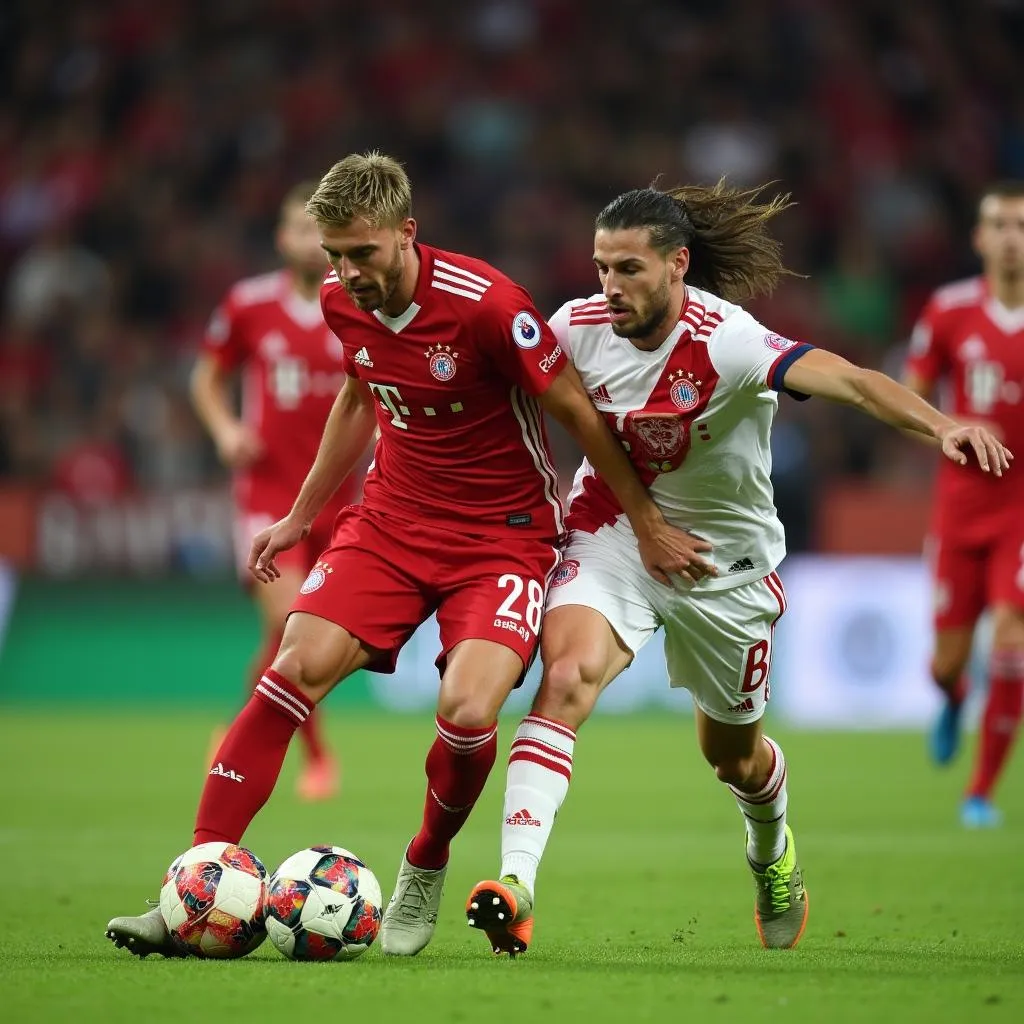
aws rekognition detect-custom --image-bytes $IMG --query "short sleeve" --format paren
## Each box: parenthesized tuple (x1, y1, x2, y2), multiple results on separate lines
(904, 299, 947, 385)
(200, 292, 249, 371)
(320, 284, 358, 377)
(547, 300, 575, 360)
(708, 311, 814, 399)
(483, 286, 568, 396)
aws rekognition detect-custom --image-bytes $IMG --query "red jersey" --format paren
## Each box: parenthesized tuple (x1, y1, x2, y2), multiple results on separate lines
(321, 242, 566, 541)
(906, 276, 1024, 539)
(201, 269, 360, 517)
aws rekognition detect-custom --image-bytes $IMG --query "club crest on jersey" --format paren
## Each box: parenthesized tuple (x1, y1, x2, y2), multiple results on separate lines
(300, 561, 333, 595)
(764, 332, 797, 352)
(424, 342, 459, 382)
(629, 413, 685, 462)
(551, 559, 580, 587)
(512, 310, 542, 349)
(668, 370, 700, 412)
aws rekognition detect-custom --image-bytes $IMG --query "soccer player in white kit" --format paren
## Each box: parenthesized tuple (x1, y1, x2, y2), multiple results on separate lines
(466, 181, 1012, 955)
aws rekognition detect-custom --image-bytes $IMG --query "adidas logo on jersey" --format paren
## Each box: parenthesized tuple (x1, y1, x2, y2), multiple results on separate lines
(588, 384, 613, 404)
(505, 807, 541, 827)
(353, 347, 374, 367)
(726, 697, 755, 714)
(209, 762, 245, 782)
(728, 557, 755, 573)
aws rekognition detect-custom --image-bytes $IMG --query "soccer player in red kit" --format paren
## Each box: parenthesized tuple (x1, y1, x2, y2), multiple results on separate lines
(190, 183, 367, 801)
(106, 152, 707, 959)
(905, 182, 1024, 827)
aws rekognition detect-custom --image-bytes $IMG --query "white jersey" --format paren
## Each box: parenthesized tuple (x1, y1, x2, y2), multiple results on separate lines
(550, 286, 812, 591)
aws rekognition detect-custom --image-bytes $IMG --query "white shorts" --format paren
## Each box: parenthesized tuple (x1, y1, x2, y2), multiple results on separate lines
(546, 524, 787, 724)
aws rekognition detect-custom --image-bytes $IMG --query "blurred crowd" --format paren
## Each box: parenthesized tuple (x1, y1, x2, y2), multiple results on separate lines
(2, 0, 1022, 549)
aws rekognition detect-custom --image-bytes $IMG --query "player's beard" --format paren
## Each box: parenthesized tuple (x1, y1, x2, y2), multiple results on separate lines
(612, 273, 672, 342)
(347, 244, 405, 312)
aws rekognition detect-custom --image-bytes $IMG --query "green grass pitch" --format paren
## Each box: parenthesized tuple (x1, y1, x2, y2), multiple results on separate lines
(1, 711, 1022, 1023)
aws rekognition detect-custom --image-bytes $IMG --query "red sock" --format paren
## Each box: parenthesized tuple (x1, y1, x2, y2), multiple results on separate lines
(966, 652, 1024, 800)
(248, 628, 327, 762)
(407, 715, 498, 870)
(194, 668, 312, 845)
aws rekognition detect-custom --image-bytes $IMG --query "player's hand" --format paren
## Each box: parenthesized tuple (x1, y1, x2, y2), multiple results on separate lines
(248, 515, 311, 584)
(940, 423, 1013, 477)
(636, 518, 718, 586)
(215, 421, 264, 469)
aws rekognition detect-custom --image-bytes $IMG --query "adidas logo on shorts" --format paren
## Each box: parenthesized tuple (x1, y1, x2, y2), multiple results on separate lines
(728, 557, 755, 573)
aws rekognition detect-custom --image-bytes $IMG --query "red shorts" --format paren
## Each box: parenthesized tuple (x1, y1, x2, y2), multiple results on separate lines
(234, 509, 340, 582)
(928, 529, 1024, 630)
(290, 506, 561, 676)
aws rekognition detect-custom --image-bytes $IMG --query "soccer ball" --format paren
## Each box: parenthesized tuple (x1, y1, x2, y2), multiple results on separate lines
(266, 845, 383, 961)
(159, 842, 268, 958)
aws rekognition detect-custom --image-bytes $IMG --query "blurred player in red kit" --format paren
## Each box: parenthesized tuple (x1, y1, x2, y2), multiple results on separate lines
(107, 152, 705, 959)
(905, 182, 1024, 827)
(190, 183, 367, 802)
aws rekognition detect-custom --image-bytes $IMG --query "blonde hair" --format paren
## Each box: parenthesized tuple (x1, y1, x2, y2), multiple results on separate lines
(596, 179, 798, 302)
(305, 152, 412, 228)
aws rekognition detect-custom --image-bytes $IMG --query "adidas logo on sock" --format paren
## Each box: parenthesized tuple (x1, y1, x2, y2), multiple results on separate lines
(505, 807, 541, 827)
(353, 347, 374, 367)
(728, 557, 755, 573)
(209, 762, 245, 782)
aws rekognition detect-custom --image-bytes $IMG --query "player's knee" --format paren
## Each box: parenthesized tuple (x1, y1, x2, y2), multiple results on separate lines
(270, 647, 338, 702)
(931, 651, 969, 689)
(535, 655, 602, 727)
(712, 754, 760, 789)
(439, 695, 499, 730)
(991, 606, 1024, 653)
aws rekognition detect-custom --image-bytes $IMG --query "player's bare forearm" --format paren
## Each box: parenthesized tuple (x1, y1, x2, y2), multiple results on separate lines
(539, 366, 663, 531)
(289, 376, 376, 525)
(190, 353, 240, 439)
(784, 349, 954, 441)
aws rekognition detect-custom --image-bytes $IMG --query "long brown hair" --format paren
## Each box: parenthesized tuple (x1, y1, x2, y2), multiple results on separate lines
(595, 179, 797, 302)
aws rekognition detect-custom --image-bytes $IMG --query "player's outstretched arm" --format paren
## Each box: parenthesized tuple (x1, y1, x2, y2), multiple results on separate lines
(782, 348, 1014, 475)
(190, 353, 264, 468)
(539, 362, 717, 585)
(249, 374, 376, 583)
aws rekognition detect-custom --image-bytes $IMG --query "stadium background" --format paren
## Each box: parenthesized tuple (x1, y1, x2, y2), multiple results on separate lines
(2, 4, 1023, 1022)
(2, 0, 1016, 725)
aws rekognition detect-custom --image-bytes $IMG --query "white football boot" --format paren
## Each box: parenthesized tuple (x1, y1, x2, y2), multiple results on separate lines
(106, 903, 188, 958)
(379, 844, 447, 956)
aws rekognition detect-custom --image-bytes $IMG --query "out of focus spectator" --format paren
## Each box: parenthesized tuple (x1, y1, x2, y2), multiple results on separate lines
(2, 0, 1022, 554)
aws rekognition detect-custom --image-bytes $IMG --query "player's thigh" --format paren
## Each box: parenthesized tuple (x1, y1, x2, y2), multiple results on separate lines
(434, 537, 561, 689)
(252, 565, 307, 630)
(289, 507, 433, 677)
(544, 530, 661, 675)
(929, 535, 986, 635)
(661, 572, 787, 728)
(438, 639, 530, 726)
(272, 611, 376, 701)
(989, 532, 1024, 648)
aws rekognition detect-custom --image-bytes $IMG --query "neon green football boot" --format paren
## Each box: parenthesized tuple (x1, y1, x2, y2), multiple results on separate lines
(748, 825, 808, 949)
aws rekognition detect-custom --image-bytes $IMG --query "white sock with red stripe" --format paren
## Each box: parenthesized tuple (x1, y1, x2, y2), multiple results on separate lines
(729, 736, 788, 868)
(499, 714, 576, 897)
